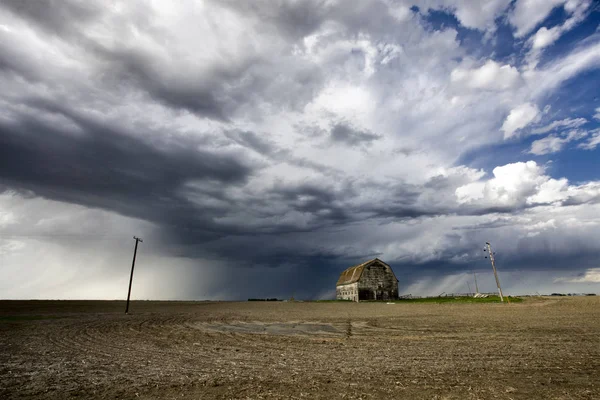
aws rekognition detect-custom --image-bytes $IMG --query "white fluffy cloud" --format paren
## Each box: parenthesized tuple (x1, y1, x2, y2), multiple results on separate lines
(451, 60, 521, 91)
(531, 26, 563, 49)
(529, 39, 600, 97)
(529, 135, 566, 155)
(529, 129, 588, 155)
(524, 1, 591, 68)
(530, 1, 591, 49)
(578, 129, 600, 150)
(455, 161, 600, 208)
(456, 161, 546, 206)
(530, 118, 588, 135)
(434, 0, 512, 31)
(502, 103, 541, 139)
(403, 0, 512, 32)
(509, 0, 582, 38)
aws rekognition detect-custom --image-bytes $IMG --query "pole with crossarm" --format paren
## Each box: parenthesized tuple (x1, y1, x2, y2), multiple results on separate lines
(485, 242, 504, 302)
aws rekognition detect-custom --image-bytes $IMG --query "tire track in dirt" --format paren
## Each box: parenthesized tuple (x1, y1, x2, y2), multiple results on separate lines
(44, 314, 219, 375)
(42, 313, 341, 380)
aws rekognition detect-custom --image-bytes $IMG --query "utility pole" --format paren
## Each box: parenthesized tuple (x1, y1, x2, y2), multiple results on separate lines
(485, 242, 504, 302)
(125, 236, 143, 314)
(473, 271, 479, 293)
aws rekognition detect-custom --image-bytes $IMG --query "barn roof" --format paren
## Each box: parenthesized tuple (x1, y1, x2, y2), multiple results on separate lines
(336, 258, 392, 286)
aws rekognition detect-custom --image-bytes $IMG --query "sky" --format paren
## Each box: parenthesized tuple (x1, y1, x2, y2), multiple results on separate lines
(1, 0, 600, 300)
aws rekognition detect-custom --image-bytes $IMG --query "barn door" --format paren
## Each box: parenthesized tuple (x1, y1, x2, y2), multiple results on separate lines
(376, 283, 384, 300)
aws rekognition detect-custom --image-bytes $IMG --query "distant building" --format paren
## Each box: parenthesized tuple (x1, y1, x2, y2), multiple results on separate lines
(336, 258, 399, 302)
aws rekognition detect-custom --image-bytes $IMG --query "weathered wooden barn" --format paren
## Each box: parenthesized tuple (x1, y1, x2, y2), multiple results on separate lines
(336, 258, 398, 302)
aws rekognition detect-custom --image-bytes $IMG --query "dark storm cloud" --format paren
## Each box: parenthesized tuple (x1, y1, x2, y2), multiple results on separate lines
(0, 50, 34, 81)
(97, 39, 326, 122)
(220, 0, 401, 40)
(1, 1, 327, 122)
(0, 92, 585, 274)
(224, 130, 278, 156)
(454, 218, 515, 230)
(1, 0, 104, 37)
(330, 123, 380, 146)
(219, 0, 330, 40)
(95, 47, 236, 122)
(224, 130, 344, 177)
(274, 183, 350, 222)
(0, 33, 46, 82)
(0, 100, 255, 238)
(0, 99, 391, 266)
(361, 190, 440, 219)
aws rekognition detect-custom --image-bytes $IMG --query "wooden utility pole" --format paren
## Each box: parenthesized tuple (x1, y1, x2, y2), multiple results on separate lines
(473, 271, 479, 293)
(125, 236, 143, 314)
(485, 242, 504, 302)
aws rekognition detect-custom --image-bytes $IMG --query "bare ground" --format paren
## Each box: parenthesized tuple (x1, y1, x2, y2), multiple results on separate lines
(1, 297, 599, 399)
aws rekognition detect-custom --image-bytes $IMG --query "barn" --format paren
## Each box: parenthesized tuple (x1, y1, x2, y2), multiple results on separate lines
(336, 258, 398, 302)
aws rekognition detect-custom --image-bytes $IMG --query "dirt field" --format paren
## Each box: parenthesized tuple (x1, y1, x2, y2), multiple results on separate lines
(1, 297, 599, 399)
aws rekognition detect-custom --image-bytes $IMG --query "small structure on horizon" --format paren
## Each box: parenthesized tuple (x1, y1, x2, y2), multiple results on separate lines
(336, 258, 399, 302)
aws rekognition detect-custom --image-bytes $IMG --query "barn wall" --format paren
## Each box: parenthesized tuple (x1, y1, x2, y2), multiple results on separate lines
(357, 262, 398, 301)
(336, 282, 359, 301)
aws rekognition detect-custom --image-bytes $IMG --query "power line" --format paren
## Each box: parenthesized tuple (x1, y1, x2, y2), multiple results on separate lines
(125, 236, 143, 314)
(484, 241, 505, 303)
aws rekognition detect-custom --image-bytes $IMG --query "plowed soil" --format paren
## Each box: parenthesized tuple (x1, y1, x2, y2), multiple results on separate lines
(1, 297, 599, 399)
